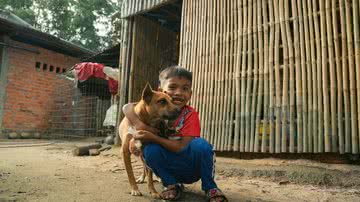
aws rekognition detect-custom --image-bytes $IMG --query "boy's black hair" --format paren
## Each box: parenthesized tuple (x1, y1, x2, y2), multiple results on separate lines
(159, 65, 192, 86)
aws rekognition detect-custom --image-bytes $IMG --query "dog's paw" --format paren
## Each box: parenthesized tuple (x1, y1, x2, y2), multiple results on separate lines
(131, 189, 142, 196)
(136, 176, 146, 184)
(150, 192, 161, 199)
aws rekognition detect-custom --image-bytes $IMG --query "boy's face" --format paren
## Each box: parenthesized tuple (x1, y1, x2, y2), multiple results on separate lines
(159, 76, 192, 109)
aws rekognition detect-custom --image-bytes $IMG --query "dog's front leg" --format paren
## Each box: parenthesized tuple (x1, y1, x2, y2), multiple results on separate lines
(122, 136, 142, 196)
(146, 168, 160, 198)
(136, 166, 146, 184)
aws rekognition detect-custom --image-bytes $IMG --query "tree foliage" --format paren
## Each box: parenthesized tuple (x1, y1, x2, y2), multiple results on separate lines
(0, 0, 118, 51)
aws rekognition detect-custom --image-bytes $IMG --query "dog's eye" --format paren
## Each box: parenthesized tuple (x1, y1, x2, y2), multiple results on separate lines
(158, 99, 167, 105)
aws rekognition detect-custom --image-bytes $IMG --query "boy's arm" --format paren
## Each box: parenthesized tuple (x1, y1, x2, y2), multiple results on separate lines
(134, 131, 194, 153)
(122, 103, 159, 134)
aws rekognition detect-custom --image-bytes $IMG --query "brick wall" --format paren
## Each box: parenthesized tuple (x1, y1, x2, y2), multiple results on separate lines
(2, 39, 80, 133)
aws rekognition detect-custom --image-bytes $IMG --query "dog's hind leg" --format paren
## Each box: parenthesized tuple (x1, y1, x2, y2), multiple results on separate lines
(121, 137, 142, 196)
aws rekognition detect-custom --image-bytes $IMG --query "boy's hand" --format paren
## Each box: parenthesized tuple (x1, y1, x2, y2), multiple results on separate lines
(133, 130, 158, 143)
(134, 121, 159, 134)
(129, 138, 142, 156)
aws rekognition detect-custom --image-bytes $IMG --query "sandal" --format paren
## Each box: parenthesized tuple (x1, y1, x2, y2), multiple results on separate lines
(161, 184, 184, 201)
(206, 188, 228, 202)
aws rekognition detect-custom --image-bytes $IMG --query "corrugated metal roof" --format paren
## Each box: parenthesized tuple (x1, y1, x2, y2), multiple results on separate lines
(120, 0, 175, 18)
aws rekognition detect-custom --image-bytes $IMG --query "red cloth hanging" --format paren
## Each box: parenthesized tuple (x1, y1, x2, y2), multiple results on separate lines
(74, 62, 118, 95)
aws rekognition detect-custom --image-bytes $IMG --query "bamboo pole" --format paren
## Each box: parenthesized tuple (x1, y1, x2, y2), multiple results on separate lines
(312, 0, 323, 153)
(325, 0, 337, 152)
(254, 0, 264, 153)
(217, 1, 228, 151)
(228, 0, 238, 151)
(240, 0, 249, 152)
(273, 0, 281, 153)
(213, 0, 222, 149)
(320, 0, 331, 153)
(192, 0, 201, 112)
(292, 0, 303, 153)
(268, 0, 276, 153)
(226, 0, 235, 151)
(345, 0, 358, 154)
(244, 0, 254, 152)
(298, 0, 309, 153)
(197, 0, 209, 143)
(183, 0, 191, 68)
(302, 0, 313, 153)
(279, 0, 290, 153)
(219, 0, 227, 151)
(223, 0, 232, 150)
(353, 0, 360, 153)
(234, 0, 243, 151)
(195, 0, 203, 134)
(261, 0, 270, 153)
(250, 0, 259, 152)
(286, 0, 295, 153)
(202, 0, 211, 142)
(207, 0, 217, 145)
(178, 0, 185, 66)
(307, 0, 317, 154)
(332, 0, 344, 154)
(339, 0, 351, 153)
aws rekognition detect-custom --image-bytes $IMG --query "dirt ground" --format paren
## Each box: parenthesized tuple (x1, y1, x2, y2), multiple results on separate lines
(1, 138, 360, 202)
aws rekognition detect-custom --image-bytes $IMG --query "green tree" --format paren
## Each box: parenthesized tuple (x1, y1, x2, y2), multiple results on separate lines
(0, 0, 118, 51)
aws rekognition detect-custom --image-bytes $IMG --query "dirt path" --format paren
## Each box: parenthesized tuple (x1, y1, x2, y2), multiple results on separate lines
(1, 139, 360, 202)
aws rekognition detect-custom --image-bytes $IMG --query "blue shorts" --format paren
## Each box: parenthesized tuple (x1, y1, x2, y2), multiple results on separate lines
(143, 137, 218, 191)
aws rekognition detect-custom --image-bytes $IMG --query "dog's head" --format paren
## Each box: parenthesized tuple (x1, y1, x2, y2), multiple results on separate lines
(141, 83, 181, 121)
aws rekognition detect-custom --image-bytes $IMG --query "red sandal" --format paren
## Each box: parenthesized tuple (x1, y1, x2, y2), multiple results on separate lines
(206, 188, 228, 202)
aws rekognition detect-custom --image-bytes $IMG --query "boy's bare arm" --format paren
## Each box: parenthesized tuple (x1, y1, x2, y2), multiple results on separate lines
(134, 131, 194, 152)
(122, 103, 159, 134)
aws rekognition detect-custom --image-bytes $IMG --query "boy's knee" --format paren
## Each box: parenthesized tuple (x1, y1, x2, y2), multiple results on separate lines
(190, 138, 213, 155)
(143, 143, 164, 162)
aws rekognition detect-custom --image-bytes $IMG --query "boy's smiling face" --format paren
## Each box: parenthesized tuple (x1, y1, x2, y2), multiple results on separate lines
(159, 76, 192, 109)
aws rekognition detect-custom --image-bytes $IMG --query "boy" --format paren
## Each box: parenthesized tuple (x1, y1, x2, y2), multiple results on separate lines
(123, 65, 228, 202)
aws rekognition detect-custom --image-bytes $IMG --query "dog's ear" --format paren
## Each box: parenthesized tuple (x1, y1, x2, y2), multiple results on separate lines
(142, 83, 153, 104)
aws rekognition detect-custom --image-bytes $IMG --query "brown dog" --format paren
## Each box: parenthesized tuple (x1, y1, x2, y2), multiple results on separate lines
(118, 83, 180, 198)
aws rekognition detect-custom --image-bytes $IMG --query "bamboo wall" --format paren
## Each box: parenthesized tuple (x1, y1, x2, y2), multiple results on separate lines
(179, 0, 360, 154)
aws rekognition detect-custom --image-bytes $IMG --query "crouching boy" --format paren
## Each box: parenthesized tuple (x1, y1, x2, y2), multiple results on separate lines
(123, 65, 228, 201)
